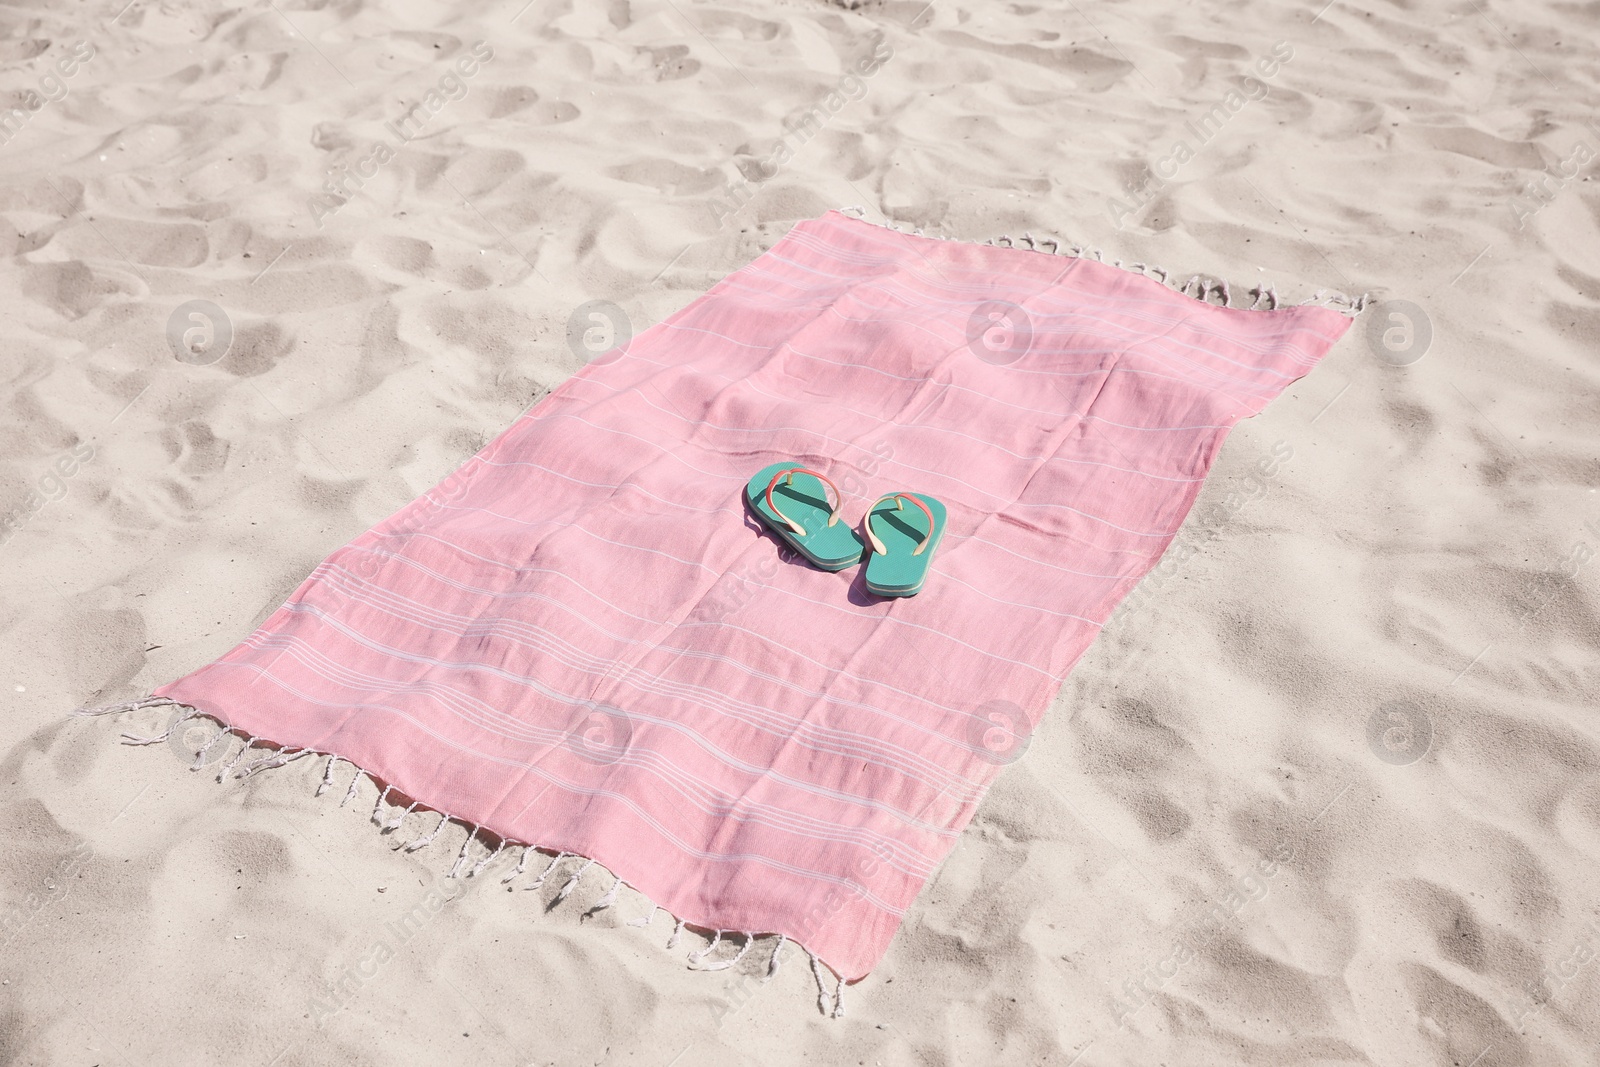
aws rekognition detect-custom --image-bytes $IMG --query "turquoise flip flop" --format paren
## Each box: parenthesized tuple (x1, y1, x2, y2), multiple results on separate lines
(862, 492, 946, 597)
(744, 462, 865, 572)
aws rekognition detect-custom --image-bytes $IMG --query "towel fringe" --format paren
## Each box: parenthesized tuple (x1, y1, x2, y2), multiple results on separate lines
(554, 857, 595, 902)
(118, 730, 170, 747)
(836, 207, 1370, 317)
(765, 934, 788, 981)
(404, 813, 449, 853)
(192, 725, 232, 770)
(341, 768, 366, 808)
(1302, 288, 1371, 313)
(73, 695, 176, 718)
(315, 754, 341, 796)
(586, 874, 622, 915)
(806, 950, 848, 1017)
(1249, 283, 1280, 311)
(370, 785, 394, 826)
(119, 707, 198, 746)
(809, 950, 833, 1016)
(216, 736, 260, 783)
(701, 932, 754, 971)
(70, 697, 864, 1015)
(688, 929, 724, 964)
(528, 850, 570, 890)
(502, 846, 532, 885)
(385, 801, 418, 833)
(469, 839, 507, 878)
(447, 826, 479, 879)
(235, 747, 309, 779)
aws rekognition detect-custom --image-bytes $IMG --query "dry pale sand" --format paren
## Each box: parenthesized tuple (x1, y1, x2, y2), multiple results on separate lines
(4, 0, 1600, 1063)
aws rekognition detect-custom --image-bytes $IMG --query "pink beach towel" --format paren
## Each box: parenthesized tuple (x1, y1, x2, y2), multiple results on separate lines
(129, 211, 1352, 983)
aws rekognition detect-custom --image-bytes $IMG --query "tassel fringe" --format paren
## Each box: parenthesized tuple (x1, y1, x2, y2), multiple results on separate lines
(554, 858, 594, 902)
(809, 951, 832, 1016)
(701, 932, 753, 971)
(688, 929, 723, 964)
(119, 707, 197, 746)
(527, 851, 569, 891)
(586, 875, 622, 914)
(235, 747, 308, 779)
(809, 951, 847, 1017)
(71, 696, 861, 1016)
(404, 813, 449, 853)
(341, 768, 365, 807)
(835, 205, 1370, 316)
(447, 827, 479, 879)
(192, 726, 231, 770)
(470, 839, 507, 878)
(370, 786, 393, 826)
(385, 802, 418, 833)
(315, 755, 340, 796)
(764, 935, 787, 982)
(502, 846, 532, 885)
(216, 736, 260, 782)
(73, 696, 175, 718)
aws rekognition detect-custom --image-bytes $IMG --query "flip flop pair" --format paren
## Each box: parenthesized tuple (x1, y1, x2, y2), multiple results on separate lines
(743, 461, 946, 597)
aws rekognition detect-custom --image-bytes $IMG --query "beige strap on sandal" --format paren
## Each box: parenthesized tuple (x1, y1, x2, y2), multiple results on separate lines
(765, 466, 844, 538)
(863, 493, 937, 556)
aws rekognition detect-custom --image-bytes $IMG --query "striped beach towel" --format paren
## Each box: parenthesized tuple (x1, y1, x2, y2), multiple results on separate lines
(111, 210, 1353, 989)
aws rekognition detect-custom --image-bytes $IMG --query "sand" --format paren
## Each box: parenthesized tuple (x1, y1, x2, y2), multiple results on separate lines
(4, 0, 1599, 1063)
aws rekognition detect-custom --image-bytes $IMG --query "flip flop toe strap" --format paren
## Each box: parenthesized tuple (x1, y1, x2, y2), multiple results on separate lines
(864, 493, 937, 556)
(764, 466, 844, 538)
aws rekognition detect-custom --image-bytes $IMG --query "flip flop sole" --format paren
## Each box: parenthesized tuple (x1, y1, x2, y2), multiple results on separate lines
(744, 462, 865, 571)
(863, 492, 946, 596)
